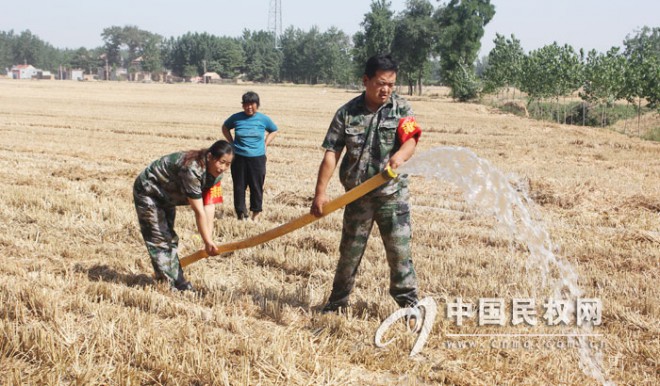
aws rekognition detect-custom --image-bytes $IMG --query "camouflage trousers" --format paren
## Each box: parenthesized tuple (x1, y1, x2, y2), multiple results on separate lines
(133, 188, 187, 288)
(327, 187, 418, 308)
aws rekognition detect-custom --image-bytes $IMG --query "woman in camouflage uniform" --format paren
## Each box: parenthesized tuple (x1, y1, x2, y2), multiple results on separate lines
(133, 140, 233, 291)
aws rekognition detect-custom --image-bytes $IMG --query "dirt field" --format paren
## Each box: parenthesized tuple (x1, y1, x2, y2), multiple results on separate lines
(0, 79, 658, 385)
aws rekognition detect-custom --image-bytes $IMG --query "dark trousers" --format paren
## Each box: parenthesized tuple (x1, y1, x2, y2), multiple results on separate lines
(231, 154, 266, 218)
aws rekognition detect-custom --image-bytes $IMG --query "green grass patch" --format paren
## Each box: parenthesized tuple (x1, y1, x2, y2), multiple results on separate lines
(642, 126, 660, 142)
(492, 98, 653, 129)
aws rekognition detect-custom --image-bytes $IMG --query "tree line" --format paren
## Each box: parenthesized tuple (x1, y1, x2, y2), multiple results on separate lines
(1, 0, 657, 115)
(483, 26, 660, 122)
(0, 1, 492, 89)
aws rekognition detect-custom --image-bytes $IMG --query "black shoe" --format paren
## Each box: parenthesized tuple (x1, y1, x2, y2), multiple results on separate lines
(321, 301, 348, 314)
(173, 280, 194, 292)
(171, 265, 193, 292)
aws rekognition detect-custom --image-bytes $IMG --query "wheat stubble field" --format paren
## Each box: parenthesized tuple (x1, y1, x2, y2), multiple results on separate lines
(0, 79, 658, 385)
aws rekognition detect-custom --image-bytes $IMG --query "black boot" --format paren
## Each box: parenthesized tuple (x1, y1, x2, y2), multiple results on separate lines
(173, 266, 194, 292)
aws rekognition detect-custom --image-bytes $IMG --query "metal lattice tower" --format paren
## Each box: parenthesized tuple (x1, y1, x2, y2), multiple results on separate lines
(268, 0, 282, 48)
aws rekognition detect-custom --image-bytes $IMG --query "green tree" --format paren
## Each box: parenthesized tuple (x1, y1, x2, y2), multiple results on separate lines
(353, 0, 396, 75)
(163, 33, 198, 77)
(434, 0, 495, 98)
(0, 30, 16, 72)
(140, 34, 164, 75)
(13, 30, 42, 66)
(560, 45, 583, 98)
(624, 26, 660, 59)
(101, 26, 124, 67)
(483, 33, 524, 98)
(70, 47, 102, 74)
(183, 65, 198, 79)
(279, 28, 300, 82)
(316, 28, 353, 86)
(623, 27, 660, 110)
(7, 30, 61, 71)
(121, 26, 149, 63)
(580, 47, 627, 126)
(521, 42, 583, 121)
(391, 0, 435, 95)
(163, 32, 244, 79)
(208, 37, 244, 78)
(279, 27, 321, 84)
(520, 47, 553, 115)
(449, 62, 481, 101)
(241, 30, 282, 82)
(101, 25, 163, 80)
(279, 26, 353, 85)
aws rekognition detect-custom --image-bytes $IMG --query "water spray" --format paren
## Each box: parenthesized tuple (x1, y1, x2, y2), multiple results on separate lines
(398, 146, 613, 386)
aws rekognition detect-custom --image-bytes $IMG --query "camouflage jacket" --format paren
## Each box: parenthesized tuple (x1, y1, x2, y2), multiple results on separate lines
(134, 151, 221, 207)
(322, 92, 415, 196)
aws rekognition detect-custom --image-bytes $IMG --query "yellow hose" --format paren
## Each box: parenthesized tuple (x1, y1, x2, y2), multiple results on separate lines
(180, 167, 398, 267)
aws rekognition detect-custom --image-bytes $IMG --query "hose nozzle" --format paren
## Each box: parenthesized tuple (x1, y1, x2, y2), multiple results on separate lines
(385, 165, 398, 179)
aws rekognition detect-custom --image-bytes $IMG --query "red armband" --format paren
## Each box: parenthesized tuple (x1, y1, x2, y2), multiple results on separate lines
(397, 116, 422, 144)
(202, 181, 223, 205)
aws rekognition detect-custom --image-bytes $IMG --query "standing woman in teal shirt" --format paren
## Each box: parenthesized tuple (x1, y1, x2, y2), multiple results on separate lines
(222, 91, 278, 221)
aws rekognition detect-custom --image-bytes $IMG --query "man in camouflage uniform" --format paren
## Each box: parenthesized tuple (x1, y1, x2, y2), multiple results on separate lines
(133, 141, 232, 291)
(311, 54, 422, 312)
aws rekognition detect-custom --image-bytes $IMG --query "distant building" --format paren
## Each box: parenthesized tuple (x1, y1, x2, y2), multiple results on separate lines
(114, 68, 129, 81)
(10, 64, 38, 79)
(203, 72, 221, 83)
(71, 69, 84, 81)
(37, 70, 54, 80)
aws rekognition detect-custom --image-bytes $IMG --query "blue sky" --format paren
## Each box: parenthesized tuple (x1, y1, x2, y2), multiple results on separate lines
(1, 0, 658, 55)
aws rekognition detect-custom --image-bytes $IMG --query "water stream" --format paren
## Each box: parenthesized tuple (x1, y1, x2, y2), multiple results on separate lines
(399, 146, 612, 385)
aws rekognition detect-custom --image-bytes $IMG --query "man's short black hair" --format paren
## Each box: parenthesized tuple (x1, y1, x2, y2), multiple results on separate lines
(241, 91, 260, 107)
(364, 54, 398, 78)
